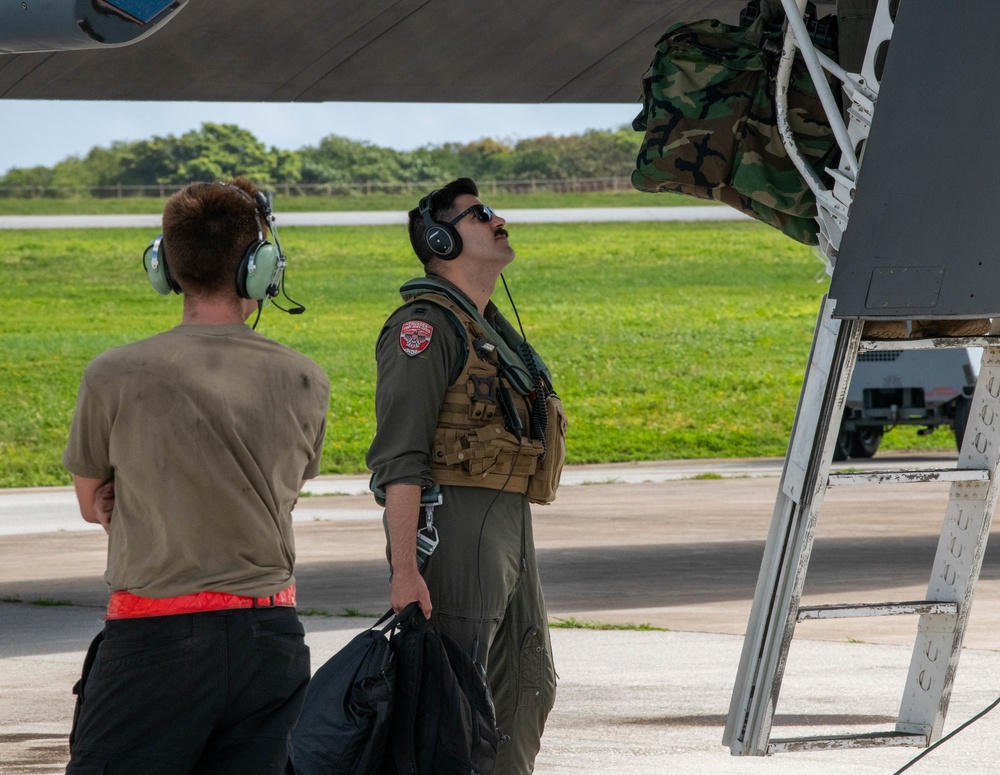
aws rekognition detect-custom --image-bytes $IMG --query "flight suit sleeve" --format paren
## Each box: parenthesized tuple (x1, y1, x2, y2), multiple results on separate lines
(366, 302, 464, 491)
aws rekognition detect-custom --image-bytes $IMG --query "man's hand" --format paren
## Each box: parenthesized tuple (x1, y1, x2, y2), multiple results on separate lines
(72, 475, 114, 535)
(390, 566, 432, 618)
(385, 483, 433, 618)
(93, 479, 115, 533)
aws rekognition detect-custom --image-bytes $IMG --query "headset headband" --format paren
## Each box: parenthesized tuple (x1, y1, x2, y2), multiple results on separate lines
(143, 183, 287, 303)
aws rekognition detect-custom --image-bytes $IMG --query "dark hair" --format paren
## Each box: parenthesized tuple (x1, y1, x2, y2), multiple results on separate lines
(407, 177, 479, 265)
(161, 177, 265, 295)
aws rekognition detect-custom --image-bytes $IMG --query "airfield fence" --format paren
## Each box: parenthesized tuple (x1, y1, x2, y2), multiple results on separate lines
(0, 176, 634, 200)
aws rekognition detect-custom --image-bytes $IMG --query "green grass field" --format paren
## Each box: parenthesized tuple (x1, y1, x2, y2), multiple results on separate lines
(0, 219, 952, 488)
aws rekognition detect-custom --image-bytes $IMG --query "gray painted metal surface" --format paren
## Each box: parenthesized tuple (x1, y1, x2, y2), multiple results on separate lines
(827, 468, 989, 486)
(0, 0, 186, 54)
(829, 0, 1000, 318)
(0, 0, 743, 103)
(796, 602, 959, 621)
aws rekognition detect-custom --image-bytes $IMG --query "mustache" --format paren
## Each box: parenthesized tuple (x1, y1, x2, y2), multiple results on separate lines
(494, 227, 509, 239)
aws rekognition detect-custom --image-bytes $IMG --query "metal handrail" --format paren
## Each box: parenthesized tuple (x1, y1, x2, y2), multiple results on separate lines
(778, 0, 860, 178)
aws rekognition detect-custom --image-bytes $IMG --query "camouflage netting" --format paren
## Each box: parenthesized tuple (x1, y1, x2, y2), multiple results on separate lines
(632, 17, 839, 245)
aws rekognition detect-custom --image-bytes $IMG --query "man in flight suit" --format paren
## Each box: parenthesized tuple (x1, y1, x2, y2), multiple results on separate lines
(367, 177, 566, 774)
(62, 179, 330, 774)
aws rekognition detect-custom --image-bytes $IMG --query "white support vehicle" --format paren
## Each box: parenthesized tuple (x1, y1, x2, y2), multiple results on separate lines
(836, 348, 980, 460)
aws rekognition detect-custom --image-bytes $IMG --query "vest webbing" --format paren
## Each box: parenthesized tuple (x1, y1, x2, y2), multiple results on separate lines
(400, 277, 552, 398)
(404, 291, 545, 494)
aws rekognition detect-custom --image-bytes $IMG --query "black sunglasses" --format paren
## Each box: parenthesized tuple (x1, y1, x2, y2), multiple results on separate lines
(448, 204, 497, 225)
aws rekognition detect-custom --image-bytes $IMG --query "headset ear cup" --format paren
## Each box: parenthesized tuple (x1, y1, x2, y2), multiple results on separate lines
(237, 241, 281, 300)
(425, 223, 463, 260)
(419, 190, 462, 260)
(143, 236, 180, 295)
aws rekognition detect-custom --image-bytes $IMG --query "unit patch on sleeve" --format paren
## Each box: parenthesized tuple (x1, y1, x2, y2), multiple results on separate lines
(399, 320, 434, 356)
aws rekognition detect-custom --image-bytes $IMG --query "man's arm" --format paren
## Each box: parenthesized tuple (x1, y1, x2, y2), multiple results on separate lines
(369, 303, 462, 619)
(385, 482, 432, 617)
(72, 475, 114, 534)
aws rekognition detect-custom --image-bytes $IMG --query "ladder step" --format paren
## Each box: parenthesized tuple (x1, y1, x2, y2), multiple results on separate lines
(797, 601, 959, 621)
(860, 335, 999, 351)
(828, 468, 989, 486)
(768, 731, 929, 753)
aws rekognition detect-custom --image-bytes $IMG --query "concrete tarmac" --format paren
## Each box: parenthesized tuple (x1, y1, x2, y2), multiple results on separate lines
(3, 453, 1000, 774)
(0, 205, 750, 231)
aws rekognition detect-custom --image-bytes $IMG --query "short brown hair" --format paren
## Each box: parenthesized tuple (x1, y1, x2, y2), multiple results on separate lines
(161, 177, 266, 296)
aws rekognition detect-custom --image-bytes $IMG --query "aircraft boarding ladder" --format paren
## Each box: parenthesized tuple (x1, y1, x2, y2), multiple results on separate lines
(724, 0, 1000, 755)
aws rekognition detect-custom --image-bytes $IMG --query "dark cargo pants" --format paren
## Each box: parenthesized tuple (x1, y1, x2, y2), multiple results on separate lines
(65, 607, 310, 775)
(420, 487, 557, 775)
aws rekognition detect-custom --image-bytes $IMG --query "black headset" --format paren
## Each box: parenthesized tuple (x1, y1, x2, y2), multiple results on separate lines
(418, 189, 463, 261)
(142, 185, 285, 301)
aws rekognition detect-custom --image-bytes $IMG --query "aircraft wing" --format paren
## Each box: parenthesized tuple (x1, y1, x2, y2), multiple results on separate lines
(0, 0, 746, 103)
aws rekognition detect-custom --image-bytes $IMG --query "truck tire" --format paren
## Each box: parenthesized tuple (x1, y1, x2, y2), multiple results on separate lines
(833, 427, 852, 461)
(952, 396, 972, 451)
(850, 427, 882, 458)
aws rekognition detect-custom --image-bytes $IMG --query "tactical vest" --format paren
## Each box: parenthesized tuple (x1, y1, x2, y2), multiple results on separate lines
(403, 289, 567, 504)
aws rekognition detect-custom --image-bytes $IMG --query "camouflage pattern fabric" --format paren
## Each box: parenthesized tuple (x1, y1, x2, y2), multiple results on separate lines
(631, 18, 838, 245)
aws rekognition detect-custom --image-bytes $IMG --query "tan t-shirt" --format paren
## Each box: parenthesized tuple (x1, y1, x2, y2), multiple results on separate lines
(63, 323, 330, 598)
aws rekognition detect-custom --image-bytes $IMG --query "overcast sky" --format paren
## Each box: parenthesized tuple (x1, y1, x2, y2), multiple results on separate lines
(0, 100, 638, 176)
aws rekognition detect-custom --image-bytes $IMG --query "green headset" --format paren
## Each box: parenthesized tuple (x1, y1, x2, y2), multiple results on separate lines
(142, 185, 285, 301)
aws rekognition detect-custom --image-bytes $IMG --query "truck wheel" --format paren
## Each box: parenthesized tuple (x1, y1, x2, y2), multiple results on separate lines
(833, 428, 852, 461)
(850, 427, 882, 458)
(953, 396, 972, 451)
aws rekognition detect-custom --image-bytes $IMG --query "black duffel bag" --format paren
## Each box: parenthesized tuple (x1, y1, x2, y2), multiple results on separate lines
(290, 608, 400, 775)
(385, 607, 501, 775)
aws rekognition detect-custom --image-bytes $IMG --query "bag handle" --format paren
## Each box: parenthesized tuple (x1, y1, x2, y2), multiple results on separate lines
(374, 601, 420, 635)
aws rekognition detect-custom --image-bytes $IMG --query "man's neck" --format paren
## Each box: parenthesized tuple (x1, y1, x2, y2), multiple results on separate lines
(181, 295, 256, 325)
(429, 266, 497, 314)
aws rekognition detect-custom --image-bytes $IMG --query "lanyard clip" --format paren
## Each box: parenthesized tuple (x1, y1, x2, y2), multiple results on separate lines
(416, 485, 443, 571)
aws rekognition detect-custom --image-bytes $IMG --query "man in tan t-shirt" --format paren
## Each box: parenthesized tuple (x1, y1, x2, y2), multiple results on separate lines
(62, 179, 330, 775)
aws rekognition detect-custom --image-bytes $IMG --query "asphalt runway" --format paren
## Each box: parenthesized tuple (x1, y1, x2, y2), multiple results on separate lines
(6, 453, 1000, 774)
(0, 205, 750, 230)
(4, 453, 991, 648)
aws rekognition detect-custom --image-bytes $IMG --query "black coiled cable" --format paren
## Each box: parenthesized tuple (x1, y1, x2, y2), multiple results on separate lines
(517, 341, 548, 460)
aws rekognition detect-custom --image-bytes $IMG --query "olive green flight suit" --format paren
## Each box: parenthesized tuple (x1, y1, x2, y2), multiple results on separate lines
(367, 277, 557, 775)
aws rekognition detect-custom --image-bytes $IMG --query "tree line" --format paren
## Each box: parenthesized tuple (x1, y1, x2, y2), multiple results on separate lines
(1, 122, 642, 190)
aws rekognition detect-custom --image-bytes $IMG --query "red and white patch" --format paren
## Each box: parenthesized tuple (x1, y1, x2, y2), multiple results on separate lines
(400, 320, 434, 356)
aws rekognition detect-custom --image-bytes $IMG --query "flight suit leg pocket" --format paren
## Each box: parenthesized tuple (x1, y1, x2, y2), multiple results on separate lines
(516, 625, 546, 708)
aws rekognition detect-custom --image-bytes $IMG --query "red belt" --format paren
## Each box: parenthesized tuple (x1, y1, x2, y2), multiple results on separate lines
(106, 585, 296, 620)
